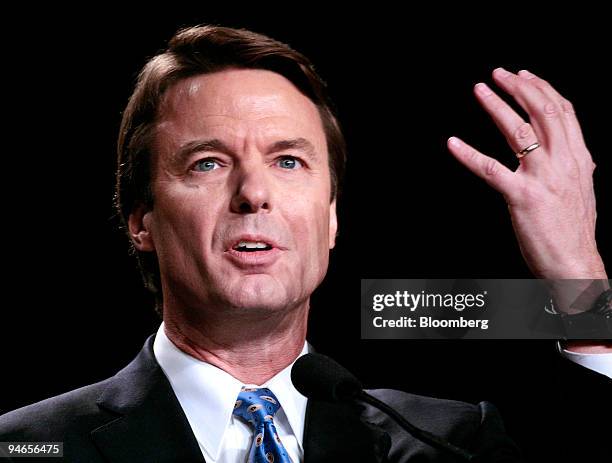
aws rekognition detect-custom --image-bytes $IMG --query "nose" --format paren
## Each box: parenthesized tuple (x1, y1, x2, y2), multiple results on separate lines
(230, 163, 272, 214)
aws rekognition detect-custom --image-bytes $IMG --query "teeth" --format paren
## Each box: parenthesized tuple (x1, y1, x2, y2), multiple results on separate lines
(235, 241, 270, 250)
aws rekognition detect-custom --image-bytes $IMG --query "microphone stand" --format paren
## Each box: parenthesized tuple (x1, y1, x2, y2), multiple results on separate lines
(356, 391, 478, 462)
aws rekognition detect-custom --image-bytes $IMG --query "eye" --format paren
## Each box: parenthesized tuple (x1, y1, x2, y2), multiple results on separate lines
(276, 156, 303, 170)
(192, 158, 220, 172)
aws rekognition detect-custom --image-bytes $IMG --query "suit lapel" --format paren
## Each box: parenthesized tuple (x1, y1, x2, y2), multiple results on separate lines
(90, 334, 206, 463)
(303, 398, 390, 463)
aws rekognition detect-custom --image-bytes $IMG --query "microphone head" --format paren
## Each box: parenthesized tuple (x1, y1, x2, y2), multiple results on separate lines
(291, 353, 362, 402)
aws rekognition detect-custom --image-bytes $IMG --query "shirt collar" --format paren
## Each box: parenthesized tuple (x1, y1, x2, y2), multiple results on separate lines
(153, 322, 309, 461)
(262, 349, 309, 451)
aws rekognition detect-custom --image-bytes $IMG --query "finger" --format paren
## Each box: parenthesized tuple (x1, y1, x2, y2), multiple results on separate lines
(517, 70, 594, 166)
(473, 82, 541, 159)
(517, 70, 597, 223)
(492, 68, 568, 153)
(447, 136, 517, 198)
(517, 70, 585, 143)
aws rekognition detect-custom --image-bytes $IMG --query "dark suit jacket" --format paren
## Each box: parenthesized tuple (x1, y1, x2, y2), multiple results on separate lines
(0, 334, 522, 462)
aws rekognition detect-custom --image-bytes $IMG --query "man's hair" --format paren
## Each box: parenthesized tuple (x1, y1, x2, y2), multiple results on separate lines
(115, 25, 347, 318)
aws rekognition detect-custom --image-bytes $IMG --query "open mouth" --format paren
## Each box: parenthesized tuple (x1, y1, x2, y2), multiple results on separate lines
(225, 238, 281, 267)
(232, 241, 274, 252)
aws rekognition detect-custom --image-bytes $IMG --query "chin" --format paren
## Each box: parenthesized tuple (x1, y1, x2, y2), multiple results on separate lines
(224, 277, 299, 312)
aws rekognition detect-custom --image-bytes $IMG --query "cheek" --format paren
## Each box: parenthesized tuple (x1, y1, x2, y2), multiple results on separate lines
(152, 189, 218, 256)
(289, 198, 331, 264)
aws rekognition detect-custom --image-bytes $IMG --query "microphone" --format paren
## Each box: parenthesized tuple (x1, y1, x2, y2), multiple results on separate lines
(291, 353, 477, 462)
(291, 351, 362, 401)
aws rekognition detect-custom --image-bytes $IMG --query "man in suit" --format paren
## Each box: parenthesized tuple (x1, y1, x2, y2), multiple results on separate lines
(0, 24, 609, 462)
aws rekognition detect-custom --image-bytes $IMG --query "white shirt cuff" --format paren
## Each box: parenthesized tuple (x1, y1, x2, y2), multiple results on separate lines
(557, 342, 612, 379)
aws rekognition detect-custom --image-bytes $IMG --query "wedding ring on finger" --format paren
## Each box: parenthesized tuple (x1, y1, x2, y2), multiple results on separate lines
(516, 142, 541, 159)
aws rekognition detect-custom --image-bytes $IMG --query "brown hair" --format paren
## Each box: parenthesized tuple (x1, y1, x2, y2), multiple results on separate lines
(115, 25, 347, 317)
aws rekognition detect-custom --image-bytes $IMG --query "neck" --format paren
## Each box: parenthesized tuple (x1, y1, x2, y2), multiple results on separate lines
(163, 300, 309, 385)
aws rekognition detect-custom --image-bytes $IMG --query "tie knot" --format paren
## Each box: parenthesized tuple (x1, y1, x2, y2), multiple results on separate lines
(233, 387, 281, 428)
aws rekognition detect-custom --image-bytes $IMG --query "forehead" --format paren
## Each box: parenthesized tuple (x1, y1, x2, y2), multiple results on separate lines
(156, 68, 325, 146)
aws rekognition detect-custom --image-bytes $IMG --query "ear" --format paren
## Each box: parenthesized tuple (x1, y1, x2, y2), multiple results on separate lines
(328, 198, 338, 250)
(128, 203, 156, 252)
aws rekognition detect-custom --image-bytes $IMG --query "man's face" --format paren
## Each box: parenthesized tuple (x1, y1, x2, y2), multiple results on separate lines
(131, 68, 337, 315)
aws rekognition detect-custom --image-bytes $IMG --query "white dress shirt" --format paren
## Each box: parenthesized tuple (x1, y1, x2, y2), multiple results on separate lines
(153, 322, 309, 463)
(558, 342, 612, 379)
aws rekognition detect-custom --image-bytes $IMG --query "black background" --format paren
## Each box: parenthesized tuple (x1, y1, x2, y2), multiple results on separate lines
(1, 7, 610, 461)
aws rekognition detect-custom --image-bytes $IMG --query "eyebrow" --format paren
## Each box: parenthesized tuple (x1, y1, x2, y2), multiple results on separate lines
(268, 138, 317, 160)
(170, 137, 318, 166)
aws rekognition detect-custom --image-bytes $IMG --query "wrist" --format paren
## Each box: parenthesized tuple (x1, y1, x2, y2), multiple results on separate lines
(546, 287, 612, 339)
(557, 255, 607, 279)
(546, 279, 609, 314)
(534, 250, 607, 280)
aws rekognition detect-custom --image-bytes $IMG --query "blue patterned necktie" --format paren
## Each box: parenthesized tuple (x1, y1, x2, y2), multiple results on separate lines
(233, 387, 293, 463)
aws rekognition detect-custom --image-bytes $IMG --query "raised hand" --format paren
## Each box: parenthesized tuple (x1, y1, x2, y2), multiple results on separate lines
(447, 68, 607, 282)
